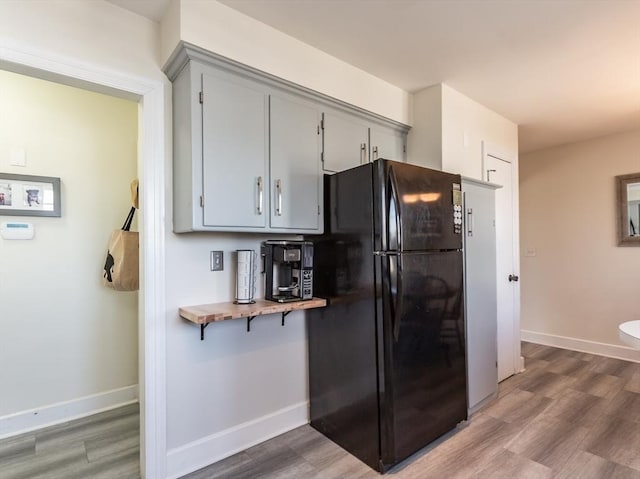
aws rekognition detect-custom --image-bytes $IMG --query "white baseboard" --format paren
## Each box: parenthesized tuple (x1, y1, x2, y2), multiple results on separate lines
(166, 401, 308, 479)
(0, 385, 138, 440)
(521, 330, 640, 363)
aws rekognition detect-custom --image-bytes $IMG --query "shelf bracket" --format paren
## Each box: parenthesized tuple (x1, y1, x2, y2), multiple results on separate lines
(246, 315, 256, 332)
(200, 323, 210, 341)
(281, 310, 291, 327)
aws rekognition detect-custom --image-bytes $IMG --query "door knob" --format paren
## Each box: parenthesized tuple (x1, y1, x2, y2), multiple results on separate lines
(509, 274, 519, 282)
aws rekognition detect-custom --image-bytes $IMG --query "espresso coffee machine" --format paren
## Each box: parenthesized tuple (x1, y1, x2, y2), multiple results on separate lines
(261, 240, 314, 302)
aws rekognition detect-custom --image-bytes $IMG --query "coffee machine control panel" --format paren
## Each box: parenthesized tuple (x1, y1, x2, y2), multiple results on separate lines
(302, 269, 313, 298)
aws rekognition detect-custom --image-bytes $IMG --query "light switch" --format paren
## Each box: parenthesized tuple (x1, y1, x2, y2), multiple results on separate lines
(10, 147, 26, 167)
(210, 251, 223, 271)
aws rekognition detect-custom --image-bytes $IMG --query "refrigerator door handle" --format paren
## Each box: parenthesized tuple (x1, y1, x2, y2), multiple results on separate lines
(388, 166, 403, 252)
(389, 254, 404, 342)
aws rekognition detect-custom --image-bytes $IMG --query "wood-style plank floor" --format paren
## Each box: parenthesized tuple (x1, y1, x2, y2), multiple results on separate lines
(1, 343, 638, 478)
(0, 402, 139, 479)
(184, 342, 640, 478)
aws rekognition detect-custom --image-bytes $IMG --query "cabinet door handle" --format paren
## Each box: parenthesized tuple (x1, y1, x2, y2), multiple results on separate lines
(360, 143, 367, 164)
(467, 208, 473, 237)
(256, 176, 263, 215)
(276, 179, 283, 216)
(372, 145, 379, 160)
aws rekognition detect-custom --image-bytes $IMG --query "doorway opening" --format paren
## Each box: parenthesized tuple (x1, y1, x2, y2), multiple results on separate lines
(0, 51, 167, 478)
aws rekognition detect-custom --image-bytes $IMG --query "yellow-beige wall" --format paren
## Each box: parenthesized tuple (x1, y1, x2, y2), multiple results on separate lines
(520, 129, 640, 351)
(0, 69, 138, 428)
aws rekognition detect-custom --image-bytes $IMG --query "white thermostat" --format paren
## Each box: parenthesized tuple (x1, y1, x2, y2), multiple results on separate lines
(1, 221, 35, 240)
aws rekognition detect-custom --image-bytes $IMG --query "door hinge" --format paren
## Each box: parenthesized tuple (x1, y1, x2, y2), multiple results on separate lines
(320, 151, 324, 163)
(320, 119, 324, 130)
(199, 91, 203, 104)
(317, 205, 321, 215)
(403, 144, 407, 153)
(200, 195, 204, 207)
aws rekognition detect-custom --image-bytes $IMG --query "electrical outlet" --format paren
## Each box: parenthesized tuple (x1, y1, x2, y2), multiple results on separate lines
(210, 251, 223, 271)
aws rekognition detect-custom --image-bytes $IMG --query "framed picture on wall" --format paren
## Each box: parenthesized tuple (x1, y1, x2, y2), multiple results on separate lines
(0, 173, 61, 217)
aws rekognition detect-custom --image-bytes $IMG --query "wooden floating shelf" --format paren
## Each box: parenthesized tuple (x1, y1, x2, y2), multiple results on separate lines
(179, 297, 327, 339)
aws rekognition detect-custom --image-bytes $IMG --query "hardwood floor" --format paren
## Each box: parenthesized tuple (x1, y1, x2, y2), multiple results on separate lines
(0, 403, 139, 479)
(184, 342, 640, 478)
(1, 343, 638, 478)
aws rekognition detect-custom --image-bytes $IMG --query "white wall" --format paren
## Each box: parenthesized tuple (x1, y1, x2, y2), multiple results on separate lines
(409, 83, 519, 179)
(407, 84, 443, 169)
(441, 84, 518, 179)
(520, 129, 640, 354)
(0, 1, 162, 84)
(0, 69, 138, 429)
(162, 0, 412, 126)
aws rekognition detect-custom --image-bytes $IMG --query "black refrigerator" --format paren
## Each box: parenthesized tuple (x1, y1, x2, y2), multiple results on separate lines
(307, 159, 467, 473)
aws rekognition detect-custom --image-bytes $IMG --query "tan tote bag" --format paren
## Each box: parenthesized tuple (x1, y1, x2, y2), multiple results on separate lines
(103, 181, 139, 291)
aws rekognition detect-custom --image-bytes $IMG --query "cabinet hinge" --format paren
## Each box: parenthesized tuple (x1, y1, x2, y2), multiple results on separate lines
(320, 119, 324, 130)
(200, 195, 204, 207)
(199, 92, 203, 104)
(320, 151, 324, 163)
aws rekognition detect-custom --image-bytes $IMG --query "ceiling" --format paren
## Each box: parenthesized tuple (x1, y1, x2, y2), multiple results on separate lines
(108, 0, 640, 154)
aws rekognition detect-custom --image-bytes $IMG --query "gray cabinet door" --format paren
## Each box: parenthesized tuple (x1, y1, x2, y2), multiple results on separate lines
(202, 72, 268, 228)
(463, 180, 498, 413)
(370, 126, 406, 162)
(270, 94, 321, 231)
(322, 111, 369, 172)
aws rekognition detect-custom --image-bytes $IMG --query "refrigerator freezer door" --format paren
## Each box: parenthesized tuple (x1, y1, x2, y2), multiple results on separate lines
(375, 160, 463, 252)
(378, 250, 467, 469)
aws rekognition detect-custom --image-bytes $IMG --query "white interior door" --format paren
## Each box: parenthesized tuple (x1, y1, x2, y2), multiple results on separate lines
(485, 154, 519, 381)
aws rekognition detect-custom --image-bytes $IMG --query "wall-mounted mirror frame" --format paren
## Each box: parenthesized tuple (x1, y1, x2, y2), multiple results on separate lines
(616, 172, 640, 246)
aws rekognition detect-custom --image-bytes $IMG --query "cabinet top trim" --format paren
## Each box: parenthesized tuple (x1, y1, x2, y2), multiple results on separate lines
(163, 41, 410, 134)
(461, 176, 502, 189)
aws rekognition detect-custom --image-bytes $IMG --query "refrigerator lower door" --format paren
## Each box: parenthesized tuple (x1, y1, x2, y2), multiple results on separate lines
(377, 250, 467, 470)
(308, 232, 380, 471)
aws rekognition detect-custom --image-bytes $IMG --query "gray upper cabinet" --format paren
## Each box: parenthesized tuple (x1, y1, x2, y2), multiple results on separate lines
(170, 60, 321, 233)
(322, 110, 369, 172)
(165, 42, 409, 233)
(322, 109, 407, 173)
(202, 71, 268, 229)
(370, 125, 406, 163)
(270, 94, 321, 231)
